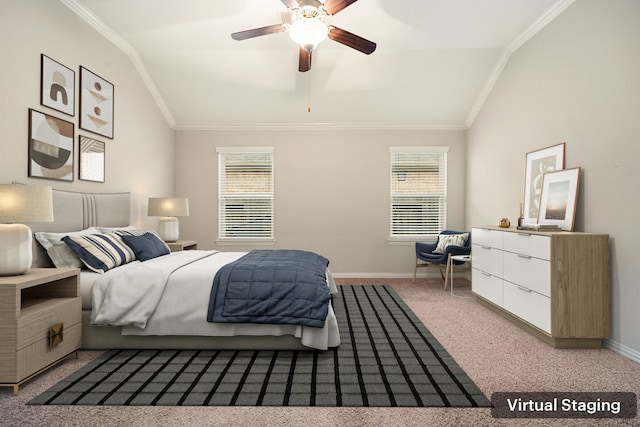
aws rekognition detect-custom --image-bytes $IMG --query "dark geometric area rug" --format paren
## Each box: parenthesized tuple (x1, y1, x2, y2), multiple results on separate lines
(29, 285, 490, 407)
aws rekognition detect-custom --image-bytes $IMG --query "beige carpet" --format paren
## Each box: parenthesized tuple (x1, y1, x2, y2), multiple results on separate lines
(2, 278, 638, 426)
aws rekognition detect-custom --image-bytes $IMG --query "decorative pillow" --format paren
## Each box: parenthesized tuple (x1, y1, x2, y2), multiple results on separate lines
(117, 229, 171, 253)
(62, 233, 136, 273)
(34, 227, 101, 268)
(97, 225, 138, 233)
(120, 232, 171, 261)
(433, 233, 469, 254)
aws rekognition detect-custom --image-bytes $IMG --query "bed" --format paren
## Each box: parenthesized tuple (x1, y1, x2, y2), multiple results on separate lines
(27, 189, 340, 351)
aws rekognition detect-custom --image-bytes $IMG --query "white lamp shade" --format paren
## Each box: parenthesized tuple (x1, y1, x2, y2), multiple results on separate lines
(148, 197, 189, 217)
(0, 184, 54, 223)
(289, 18, 328, 51)
(0, 184, 53, 276)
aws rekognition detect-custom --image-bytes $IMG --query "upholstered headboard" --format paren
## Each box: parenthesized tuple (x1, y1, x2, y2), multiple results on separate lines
(26, 189, 131, 267)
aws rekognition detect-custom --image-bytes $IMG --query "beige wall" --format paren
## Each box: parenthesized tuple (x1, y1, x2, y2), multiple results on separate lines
(0, 0, 175, 228)
(467, 0, 640, 358)
(176, 129, 467, 275)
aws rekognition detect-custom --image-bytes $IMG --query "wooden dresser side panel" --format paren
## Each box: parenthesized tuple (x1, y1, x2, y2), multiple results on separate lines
(550, 234, 610, 338)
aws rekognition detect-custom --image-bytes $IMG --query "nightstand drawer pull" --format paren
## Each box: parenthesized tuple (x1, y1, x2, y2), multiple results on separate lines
(49, 323, 64, 347)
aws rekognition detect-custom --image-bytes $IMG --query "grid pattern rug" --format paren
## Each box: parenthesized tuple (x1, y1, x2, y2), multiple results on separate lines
(29, 285, 490, 407)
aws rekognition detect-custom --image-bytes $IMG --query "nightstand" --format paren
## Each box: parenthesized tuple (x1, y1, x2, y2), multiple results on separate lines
(167, 239, 198, 252)
(0, 268, 81, 395)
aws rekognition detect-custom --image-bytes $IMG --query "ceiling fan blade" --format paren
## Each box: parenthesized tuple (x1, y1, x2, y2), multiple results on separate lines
(299, 47, 312, 72)
(328, 26, 376, 54)
(231, 24, 286, 41)
(323, 0, 358, 15)
(280, 0, 299, 9)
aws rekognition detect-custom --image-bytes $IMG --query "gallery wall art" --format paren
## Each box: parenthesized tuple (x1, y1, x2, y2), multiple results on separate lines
(79, 66, 114, 139)
(40, 54, 75, 116)
(28, 109, 74, 182)
(79, 136, 105, 183)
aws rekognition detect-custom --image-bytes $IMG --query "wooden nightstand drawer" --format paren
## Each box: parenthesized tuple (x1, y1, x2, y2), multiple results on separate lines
(17, 298, 81, 349)
(16, 323, 81, 382)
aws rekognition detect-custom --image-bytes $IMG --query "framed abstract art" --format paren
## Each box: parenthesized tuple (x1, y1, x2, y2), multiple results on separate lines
(40, 54, 75, 116)
(79, 135, 105, 183)
(79, 66, 114, 139)
(28, 109, 74, 182)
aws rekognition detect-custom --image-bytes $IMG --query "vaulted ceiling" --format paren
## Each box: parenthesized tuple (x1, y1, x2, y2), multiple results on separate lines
(64, 0, 572, 129)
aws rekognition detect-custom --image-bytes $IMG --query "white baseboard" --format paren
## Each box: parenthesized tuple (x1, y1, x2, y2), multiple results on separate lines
(603, 339, 640, 364)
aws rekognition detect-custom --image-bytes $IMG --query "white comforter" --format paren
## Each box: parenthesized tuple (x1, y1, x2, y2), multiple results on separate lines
(90, 250, 340, 350)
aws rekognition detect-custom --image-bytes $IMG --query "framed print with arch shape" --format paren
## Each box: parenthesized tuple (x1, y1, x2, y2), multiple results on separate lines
(538, 167, 581, 231)
(79, 66, 114, 139)
(40, 54, 75, 116)
(523, 143, 565, 224)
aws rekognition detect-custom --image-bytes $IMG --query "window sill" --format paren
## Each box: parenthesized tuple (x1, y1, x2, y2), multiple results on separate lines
(215, 239, 276, 246)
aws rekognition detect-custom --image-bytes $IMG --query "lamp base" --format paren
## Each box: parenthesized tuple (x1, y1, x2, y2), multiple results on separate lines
(157, 217, 179, 242)
(0, 224, 33, 276)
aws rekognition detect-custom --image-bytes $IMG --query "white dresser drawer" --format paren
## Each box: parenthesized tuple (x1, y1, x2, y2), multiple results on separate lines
(503, 232, 550, 260)
(472, 269, 503, 306)
(472, 227, 503, 249)
(472, 243, 502, 277)
(503, 281, 551, 333)
(503, 252, 551, 297)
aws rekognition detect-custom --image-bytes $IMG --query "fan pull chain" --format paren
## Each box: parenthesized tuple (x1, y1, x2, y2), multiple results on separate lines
(307, 72, 312, 112)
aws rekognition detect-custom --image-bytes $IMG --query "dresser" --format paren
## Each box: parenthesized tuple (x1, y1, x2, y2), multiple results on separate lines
(0, 268, 81, 395)
(471, 227, 610, 348)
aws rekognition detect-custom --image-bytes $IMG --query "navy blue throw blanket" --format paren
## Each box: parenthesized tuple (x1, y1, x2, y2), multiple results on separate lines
(207, 250, 331, 328)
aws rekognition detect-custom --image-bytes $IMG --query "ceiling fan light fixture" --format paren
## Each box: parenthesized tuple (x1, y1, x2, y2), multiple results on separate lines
(289, 17, 328, 52)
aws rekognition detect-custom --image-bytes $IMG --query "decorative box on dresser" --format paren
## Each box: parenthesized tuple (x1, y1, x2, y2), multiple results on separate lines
(0, 268, 81, 395)
(471, 227, 610, 349)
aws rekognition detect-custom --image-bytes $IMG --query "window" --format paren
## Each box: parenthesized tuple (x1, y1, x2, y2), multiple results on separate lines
(217, 147, 274, 240)
(389, 146, 448, 239)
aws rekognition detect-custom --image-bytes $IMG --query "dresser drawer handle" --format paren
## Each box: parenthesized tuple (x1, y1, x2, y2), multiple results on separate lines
(481, 272, 491, 277)
(482, 246, 492, 250)
(517, 254, 532, 259)
(516, 233, 531, 237)
(516, 286, 532, 293)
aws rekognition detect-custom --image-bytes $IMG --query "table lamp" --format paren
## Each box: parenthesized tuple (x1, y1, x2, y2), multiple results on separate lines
(0, 184, 54, 276)
(147, 197, 189, 242)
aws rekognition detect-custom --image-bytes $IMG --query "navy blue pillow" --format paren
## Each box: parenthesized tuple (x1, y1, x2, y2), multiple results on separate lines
(120, 232, 170, 261)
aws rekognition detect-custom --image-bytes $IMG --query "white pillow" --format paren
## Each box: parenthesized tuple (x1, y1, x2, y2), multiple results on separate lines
(34, 227, 101, 268)
(433, 233, 469, 254)
(97, 225, 138, 233)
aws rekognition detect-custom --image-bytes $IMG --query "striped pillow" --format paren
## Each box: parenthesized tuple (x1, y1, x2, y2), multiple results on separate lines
(433, 233, 469, 254)
(62, 233, 136, 273)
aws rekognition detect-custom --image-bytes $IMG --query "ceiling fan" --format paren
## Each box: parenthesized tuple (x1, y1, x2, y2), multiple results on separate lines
(231, 0, 377, 72)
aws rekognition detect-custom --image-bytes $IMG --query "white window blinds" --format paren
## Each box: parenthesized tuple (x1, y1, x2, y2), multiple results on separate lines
(217, 147, 274, 239)
(390, 146, 448, 238)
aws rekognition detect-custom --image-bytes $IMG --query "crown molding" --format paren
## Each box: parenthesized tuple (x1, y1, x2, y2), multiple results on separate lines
(59, 0, 176, 128)
(173, 122, 469, 132)
(465, 0, 575, 127)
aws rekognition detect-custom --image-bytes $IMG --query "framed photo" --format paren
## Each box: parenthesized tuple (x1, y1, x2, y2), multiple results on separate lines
(79, 66, 114, 139)
(538, 167, 581, 231)
(28, 109, 74, 182)
(523, 143, 565, 224)
(40, 54, 75, 116)
(79, 136, 105, 183)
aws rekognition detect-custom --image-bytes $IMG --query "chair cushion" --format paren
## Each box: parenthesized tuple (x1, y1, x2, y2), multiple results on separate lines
(433, 233, 469, 254)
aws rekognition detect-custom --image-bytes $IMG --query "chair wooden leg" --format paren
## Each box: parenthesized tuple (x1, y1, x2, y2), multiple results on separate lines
(444, 254, 451, 290)
(413, 258, 418, 283)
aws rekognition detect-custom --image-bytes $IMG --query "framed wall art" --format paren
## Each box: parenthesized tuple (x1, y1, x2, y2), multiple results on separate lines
(79, 135, 105, 183)
(522, 142, 565, 224)
(79, 66, 114, 139)
(40, 54, 75, 116)
(28, 109, 74, 182)
(538, 167, 581, 231)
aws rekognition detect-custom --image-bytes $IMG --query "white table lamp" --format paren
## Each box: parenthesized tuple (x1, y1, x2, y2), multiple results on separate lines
(148, 197, 189, 242)
(0, 184, 54, 276)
